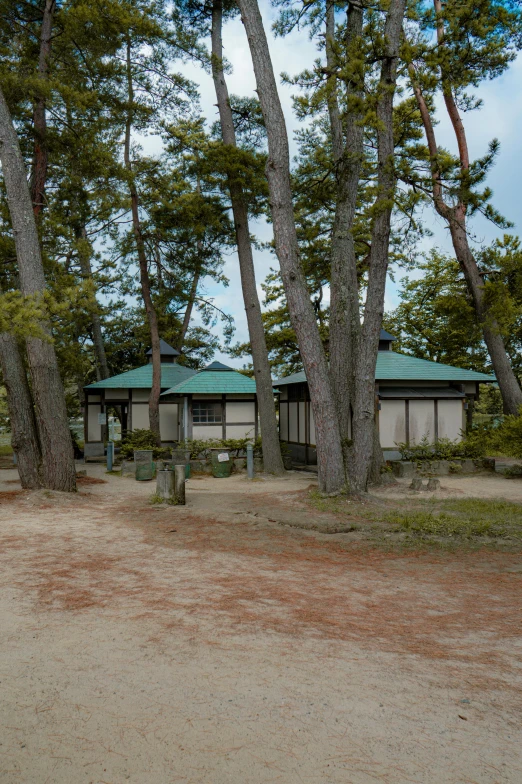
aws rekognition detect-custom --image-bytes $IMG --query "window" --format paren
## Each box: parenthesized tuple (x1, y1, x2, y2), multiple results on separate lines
(192, 402, 222, 424)
(288, 384, 307, 401)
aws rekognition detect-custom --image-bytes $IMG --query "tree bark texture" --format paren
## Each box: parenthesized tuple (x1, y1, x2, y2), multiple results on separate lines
(0, 86, 76, 491)
(237, 0, 345, 492)
(177, 258, 200, 352)
(31, 0, 56, 217)
(351, 0, 406, 492)
(211, 0, 284, 475)
(407, 1, 522, 415)
(125, 41, 162, 445)
(0, 333, 43, 488)
(325, 0, 364, 473)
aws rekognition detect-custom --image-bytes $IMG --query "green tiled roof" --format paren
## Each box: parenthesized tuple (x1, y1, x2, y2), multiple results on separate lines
(85, 363, 196, 390)
(163, 362, 256, 395)
(274, 351, 495, 386)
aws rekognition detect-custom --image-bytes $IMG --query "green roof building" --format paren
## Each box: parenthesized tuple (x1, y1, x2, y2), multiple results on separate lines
(274, 330, 495, 465)
(83, 350, 258, 457)
(83, 341, 197, 457)
(162, 361, 258, 442)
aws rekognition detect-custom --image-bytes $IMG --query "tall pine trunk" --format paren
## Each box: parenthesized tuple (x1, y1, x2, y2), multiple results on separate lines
(31, 0, 55, 217)
(350, 0, 405, 492)
(0, 333, 43, 488)
(0, 86, 76, 491)
(177, 263, 200, 352)
(211, 0, 284, 475)
(325, 0, 364, 476)
(124, 40, 162, 446)
(236, 0, 345, 492)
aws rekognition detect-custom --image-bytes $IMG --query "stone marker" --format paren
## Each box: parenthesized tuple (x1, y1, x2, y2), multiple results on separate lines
(427, 477, 440, 491)
(410, 476, 423, 491)
(174, 464, 186, 505)
(156, 469, 174, 502)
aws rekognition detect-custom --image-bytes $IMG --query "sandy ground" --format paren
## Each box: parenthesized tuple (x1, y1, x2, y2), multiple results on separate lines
(1, 465, 522, 783)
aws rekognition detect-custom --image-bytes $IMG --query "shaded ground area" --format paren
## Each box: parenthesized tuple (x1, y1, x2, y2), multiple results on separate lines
(1, 466, 522, 783)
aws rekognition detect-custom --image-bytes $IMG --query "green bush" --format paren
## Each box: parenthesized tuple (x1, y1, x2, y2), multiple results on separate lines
(120, 429, 169, 460)
(396, 435, 470, 462)
(184, 436, 263, 459)
(395, 413, 522, 462)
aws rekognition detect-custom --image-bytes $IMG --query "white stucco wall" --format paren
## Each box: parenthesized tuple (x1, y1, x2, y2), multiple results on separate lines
(379, 401, 406, 447)
(279, 404, 289, 441)
(409, 400, 435, 444)
(225, 424, 255, 440)
(226, 401, 255, 423)
(193, 424, 222, 440)
(87, 405, 102, 441)
(132, 389, 150, 401)
(438, 400, 464, 441)
(104, 388, 129, 400)
(159, 404, 178, 441)
(131, 404, 150, 430)
(289, 403, 298, 442)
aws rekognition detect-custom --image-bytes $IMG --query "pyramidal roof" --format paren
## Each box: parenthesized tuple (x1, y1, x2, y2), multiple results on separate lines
(273, 351, 495, 386)
(204, 360, 235, 371)
(162, 361, 256, 395)
(146, 339, 180, 357)
(85, 362, 196, 390)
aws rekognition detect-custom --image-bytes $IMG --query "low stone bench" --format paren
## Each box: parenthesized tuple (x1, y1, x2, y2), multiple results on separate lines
(390, 458, 495, 478)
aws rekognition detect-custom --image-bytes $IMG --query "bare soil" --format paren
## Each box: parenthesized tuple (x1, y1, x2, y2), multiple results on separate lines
(1, 465, 521, 783)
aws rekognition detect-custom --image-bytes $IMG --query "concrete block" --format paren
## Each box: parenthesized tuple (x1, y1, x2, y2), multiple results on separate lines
(84, 442, 104, 458)
(232, 458, 247, 472)
(391, 461, 415, 478)
(189, 460, 212, 475)
(461, 459, 476, 474)
(120, 460, 136, 476)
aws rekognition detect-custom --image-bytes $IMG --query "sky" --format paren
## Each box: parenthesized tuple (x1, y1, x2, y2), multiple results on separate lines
(163, 0, 522, 367)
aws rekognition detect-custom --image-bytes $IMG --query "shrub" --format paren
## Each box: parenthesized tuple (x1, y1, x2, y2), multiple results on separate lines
(184, 436, 263, 459)
(120, 429, 168, 460)
(396, 435, 468, 462)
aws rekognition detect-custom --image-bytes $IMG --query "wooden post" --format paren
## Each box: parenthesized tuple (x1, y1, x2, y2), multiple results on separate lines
(156, 469, 174, 502)
(174, 464, 186, 505)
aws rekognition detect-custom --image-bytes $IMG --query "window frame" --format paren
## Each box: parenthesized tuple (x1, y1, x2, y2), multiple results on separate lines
(192, 401, 223, 424)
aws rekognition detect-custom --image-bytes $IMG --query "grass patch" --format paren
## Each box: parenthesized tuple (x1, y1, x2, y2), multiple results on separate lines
(0, 443, 13, 456)
(308, 490, 522, 543)
(149, 493, 177, 506)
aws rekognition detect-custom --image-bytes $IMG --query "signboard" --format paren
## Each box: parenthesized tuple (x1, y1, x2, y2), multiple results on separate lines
(98, 413, 107, 425)
(217, 452, 229, 463)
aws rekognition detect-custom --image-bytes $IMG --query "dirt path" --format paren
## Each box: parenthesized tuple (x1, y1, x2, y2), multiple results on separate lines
(1, 466, 521, 783)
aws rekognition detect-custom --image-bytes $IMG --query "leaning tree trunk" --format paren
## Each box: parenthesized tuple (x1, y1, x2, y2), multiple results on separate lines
(237, 0, 345, 492)
(0, 333, 43, 488)
(177, 256, 200, 352)
(351, 0, 406, 493)
(0, 86, 76, 491)
(448, 218, 522, 414)
(325, 0, 364, 478)
(211, 0, 284, 475)
(408, 3, 522, 416)
(124, 40, 162, 446)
